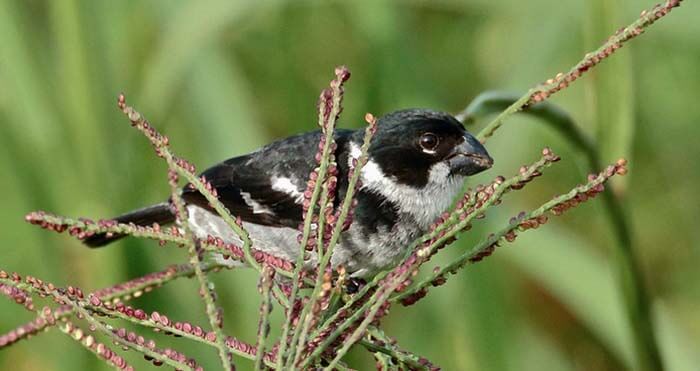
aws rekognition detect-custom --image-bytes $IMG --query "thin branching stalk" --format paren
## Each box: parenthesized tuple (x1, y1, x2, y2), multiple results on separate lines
(6, 2, 683, 361)
(55, 291, 197, 370)
(308, 150, 626, 368)
(254, 266, 275, 370)
(277, 66, 350, 368)
(290, 113, 377, 367)
(0, 262, 223, 348)
(170, 183, 233, 370)
(0, 310, 57, 348)
(287, 177, 338, 366)
(323, 286, 395, 370)
(180, 171, 261, 273)
(472, 0, 683, 142)
(395, 160, 629, 303)
(24, 211, 296, 277)
(67, 288, 266, 363)
(304, 150, 559, 367)
(117, 94, 233, 370)
(59, 321, 134, 371)
(24, 212, 186, 245)
(328, 158, 627, 369)
(1, 274, 208, 369)
(361, 326, 436, 370)
(458, 91, 662, 371)
(118, 93, 261, 274)
(458, 4, 684, 367)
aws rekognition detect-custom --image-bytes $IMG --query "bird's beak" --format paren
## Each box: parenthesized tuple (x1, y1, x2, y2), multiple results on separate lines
(446, 134, 493, 176)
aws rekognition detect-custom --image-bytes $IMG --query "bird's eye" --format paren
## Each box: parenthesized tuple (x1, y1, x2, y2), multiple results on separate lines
(419, 133, 439, 151)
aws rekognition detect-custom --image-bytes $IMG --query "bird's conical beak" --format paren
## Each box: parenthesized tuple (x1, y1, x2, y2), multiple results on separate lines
(446, 134, 493, 176)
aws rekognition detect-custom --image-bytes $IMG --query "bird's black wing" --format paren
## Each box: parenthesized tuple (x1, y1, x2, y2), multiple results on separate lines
(181, 129, 353, 229)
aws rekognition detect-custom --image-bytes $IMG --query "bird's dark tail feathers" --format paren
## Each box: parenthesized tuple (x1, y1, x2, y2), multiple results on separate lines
(83, 202, 175, 248)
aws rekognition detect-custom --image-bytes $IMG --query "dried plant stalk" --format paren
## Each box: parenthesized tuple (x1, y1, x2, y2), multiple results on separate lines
(0, 1, 683, 369)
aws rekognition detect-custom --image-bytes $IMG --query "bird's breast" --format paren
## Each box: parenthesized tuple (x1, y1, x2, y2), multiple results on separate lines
(186, 204, 424, 277)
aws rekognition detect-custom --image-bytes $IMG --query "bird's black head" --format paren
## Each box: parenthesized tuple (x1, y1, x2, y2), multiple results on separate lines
(362, 109, 493, 188)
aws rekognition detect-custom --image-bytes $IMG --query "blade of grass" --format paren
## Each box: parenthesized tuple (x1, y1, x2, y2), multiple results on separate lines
(506, 227, 635, 367)
(584, 0, 635, 193)
(0, 1, 59, 148)
(48, 0, 105, 179)
(654, 302, 700, 371)
(583, 3, 657, 370)
(458, 91, 662, 371)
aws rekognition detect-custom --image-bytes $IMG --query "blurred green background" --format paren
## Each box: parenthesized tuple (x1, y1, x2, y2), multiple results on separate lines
(1, 0, 698, 370)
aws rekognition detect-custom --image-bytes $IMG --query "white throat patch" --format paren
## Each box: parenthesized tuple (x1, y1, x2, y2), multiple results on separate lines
(348, 142, 463, 228)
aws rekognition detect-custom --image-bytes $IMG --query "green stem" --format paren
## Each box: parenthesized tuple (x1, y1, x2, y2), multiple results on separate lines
(459, 92, 661, 370)
(254, 267, 275, 370)
(287, 179, 334, 366)
(472, 0, 683, 144)
(300, 283, 379, 368)
(472, 92, 533, 142)
(360, 327, 432, 370)
(277, 68, 348, 368)
(289, 117, 375, 367)
(55, 291, 195, 370)
(166, 164, 234, 371)
(0, 261, 227, 348)
(395, 163, 624, 302)
(58, 321, 130, 371)
(119, 94, 243, 369)
(2, 267, 278, 366)
(303, 154, 556, 368)
(323, 284, 396, 370)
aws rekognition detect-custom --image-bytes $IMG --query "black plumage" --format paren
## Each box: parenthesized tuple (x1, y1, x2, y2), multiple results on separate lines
(83, 109, 493, 276)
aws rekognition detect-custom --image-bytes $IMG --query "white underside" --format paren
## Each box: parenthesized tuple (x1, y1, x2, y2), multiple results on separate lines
(189, 142, 466, 277)
(187, 204, 422, 278)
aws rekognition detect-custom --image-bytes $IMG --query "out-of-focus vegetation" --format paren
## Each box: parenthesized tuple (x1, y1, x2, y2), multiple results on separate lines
(0, 1, 697, 370)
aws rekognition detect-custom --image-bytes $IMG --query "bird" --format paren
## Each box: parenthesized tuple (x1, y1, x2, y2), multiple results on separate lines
(84, 109, 493, 278)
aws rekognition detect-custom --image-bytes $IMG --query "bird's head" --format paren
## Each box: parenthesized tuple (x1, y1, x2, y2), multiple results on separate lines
(361, 109, 493, 188)
(350, 109, 493, 227)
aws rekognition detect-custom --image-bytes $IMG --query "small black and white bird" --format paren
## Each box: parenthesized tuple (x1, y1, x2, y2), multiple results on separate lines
(85, 109, 493, 277)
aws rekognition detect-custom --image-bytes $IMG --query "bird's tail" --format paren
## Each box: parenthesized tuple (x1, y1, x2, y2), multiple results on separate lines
(83, 202, 175, 248)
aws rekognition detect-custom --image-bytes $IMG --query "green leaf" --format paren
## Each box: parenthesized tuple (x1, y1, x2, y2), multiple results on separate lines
(507, 227, 635, 367)
(583, 0, 635, 192)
